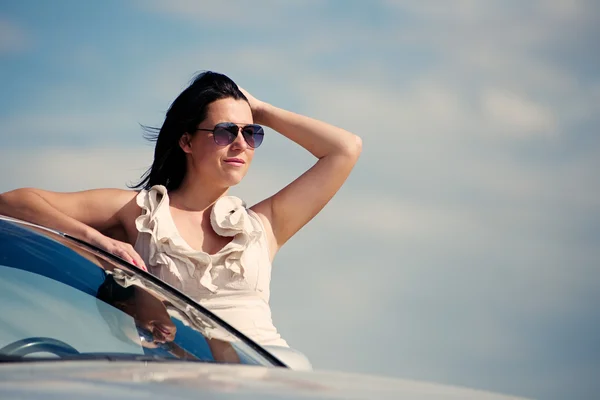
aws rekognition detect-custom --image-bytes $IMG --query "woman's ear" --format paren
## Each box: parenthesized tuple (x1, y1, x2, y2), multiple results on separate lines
(179, 133, 193, 154)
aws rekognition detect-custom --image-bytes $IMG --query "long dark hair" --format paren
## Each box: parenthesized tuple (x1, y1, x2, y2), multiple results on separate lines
(130, 71, 248, 191)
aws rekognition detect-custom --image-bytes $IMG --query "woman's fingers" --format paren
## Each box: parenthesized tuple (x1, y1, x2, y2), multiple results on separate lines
(108, 241, 148, 272)
(87, 233, 147, 271)
(130, 252, 148, 272)
(120, 242, 147, 271)
(238, 86, 251, 99)
(238, 86, 264, 115)
(111, 246, 132, 263)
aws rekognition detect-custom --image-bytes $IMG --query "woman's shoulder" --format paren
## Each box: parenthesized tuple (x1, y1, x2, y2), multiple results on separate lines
(134, 184, 165, 197)
(87, 188, 141, 244)
(81, 187, 141, 214)
(131, 185, 170, 230)
(133, 185, 167, 209)
(72, 187, 139, 219)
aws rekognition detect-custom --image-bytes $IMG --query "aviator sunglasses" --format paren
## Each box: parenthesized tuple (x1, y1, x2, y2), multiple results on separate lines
(196, 122, 264, 148)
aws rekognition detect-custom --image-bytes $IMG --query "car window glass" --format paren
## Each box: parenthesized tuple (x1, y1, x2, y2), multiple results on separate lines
(0, 266, 144, 356)
(0, 219, 276, 367)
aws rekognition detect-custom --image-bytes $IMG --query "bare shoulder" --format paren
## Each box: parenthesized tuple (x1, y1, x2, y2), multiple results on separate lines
(67, 188, 138, 215)
(73, 188, 142, 244)
(114, 189, 144, 242)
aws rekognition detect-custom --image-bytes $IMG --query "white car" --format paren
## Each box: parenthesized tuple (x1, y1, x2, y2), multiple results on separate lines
(0, 215, 528, 399)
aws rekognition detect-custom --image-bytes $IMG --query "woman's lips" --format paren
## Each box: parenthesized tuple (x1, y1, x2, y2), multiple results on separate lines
(152, 323, 175, 341)
(152, 321, 174, 335)
(156, 325, 172, 335)
(224, 158, 245, 166)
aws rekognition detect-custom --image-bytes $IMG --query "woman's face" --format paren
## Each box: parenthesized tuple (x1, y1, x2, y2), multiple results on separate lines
(182, 98, 255, 188)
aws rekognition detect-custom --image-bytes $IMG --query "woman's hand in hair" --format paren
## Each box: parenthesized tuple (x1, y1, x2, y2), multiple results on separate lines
(249, 94, 362, 259)
(88, 232, 148, 272)
(238, 87, 267, 124)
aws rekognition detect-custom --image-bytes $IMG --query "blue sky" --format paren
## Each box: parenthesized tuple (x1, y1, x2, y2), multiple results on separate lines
(1, 1, 599, 399)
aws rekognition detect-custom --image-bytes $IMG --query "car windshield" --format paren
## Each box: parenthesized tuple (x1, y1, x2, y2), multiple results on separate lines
(0, 217, 281, 367)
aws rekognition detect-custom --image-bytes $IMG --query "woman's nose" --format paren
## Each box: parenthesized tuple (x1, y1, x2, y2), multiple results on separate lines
(230, 128, 248, 150)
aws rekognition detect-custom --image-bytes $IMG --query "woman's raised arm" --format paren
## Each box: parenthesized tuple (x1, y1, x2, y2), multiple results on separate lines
(245, 89, 362, 259)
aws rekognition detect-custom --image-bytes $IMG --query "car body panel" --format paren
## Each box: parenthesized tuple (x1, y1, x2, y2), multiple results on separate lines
(0, 362, 527, 400)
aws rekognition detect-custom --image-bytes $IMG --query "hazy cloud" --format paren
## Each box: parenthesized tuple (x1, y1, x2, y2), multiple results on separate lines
(0, 16, 29, 54)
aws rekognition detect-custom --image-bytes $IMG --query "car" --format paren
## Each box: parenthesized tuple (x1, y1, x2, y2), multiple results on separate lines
(0, 215, 528, 399)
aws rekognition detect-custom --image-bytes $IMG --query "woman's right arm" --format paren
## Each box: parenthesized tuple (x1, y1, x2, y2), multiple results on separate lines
(0, 188, 146, 270)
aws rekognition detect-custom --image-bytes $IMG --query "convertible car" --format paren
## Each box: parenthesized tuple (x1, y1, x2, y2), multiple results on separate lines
(0, 215, 527, 399)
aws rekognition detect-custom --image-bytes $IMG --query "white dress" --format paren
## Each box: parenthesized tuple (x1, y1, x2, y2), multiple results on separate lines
(133, 185, 288, 347)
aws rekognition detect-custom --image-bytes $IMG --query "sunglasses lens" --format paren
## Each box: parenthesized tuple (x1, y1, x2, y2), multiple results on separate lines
(242, 125, 264, 148)
(213, 123, 238, 146)
(136, 325, 155, 343)
(211, 123, 264, 148)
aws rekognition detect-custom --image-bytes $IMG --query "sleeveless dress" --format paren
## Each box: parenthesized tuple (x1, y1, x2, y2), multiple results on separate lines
(133, 185, 288, 347)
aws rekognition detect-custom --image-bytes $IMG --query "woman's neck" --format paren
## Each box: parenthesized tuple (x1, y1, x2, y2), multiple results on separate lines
(169, 177, 229, 212)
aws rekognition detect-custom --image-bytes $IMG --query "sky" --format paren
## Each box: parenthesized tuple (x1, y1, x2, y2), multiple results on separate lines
(1, 1, 599, 399)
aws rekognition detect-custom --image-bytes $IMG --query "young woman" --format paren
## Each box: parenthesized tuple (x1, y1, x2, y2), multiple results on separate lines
(0, 71, 362, 351)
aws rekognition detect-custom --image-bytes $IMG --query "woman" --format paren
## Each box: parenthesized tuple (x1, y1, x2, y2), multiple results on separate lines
(0, 71, 362, 351)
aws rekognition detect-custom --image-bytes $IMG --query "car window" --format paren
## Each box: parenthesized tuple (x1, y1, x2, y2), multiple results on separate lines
(0, 218, 279, 367)
(0, 266, 145, 356)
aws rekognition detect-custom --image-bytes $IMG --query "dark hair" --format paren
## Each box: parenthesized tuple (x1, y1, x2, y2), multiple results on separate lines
(130, 71, 248, 191)
(95, 273, 137, 344)
(96, 273, 135, 305)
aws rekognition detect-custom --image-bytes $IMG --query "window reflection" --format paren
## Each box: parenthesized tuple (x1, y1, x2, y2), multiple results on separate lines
(95, 269, 244, 363)
(96, 272, 177, 349)
(0, 220, 275, 367)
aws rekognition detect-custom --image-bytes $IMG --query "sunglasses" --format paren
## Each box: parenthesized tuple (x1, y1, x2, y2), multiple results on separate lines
(137, 325, 158, 343)
(196, 122, 264, 148)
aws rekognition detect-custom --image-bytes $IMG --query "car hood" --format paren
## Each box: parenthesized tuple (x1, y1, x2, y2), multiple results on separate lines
(0, 361, 527, 399)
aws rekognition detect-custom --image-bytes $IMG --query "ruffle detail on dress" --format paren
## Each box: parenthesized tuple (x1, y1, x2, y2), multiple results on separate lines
(106, 268, 145, 289)
(135, 185, 261, 293)
(210, 195, 262, 277)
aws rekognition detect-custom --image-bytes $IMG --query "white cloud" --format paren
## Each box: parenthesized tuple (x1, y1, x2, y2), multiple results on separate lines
(388, 0, 592, 26)
(320, 194, 479, 239)
(0, 112, 139, 143)
(481, 88, 556, 136)
(381, 0, 599, 131)
(135, 0, 322, 26)
(123, 0, 598, 148)
(0, 146, 152, 193)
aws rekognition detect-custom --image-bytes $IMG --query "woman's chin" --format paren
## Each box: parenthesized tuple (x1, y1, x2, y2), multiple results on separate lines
(225, 178, 243, 187)
(220, 171, 247, 187)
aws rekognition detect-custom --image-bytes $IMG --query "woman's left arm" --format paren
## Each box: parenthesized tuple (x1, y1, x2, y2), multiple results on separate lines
(246, 90, 362, 259)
